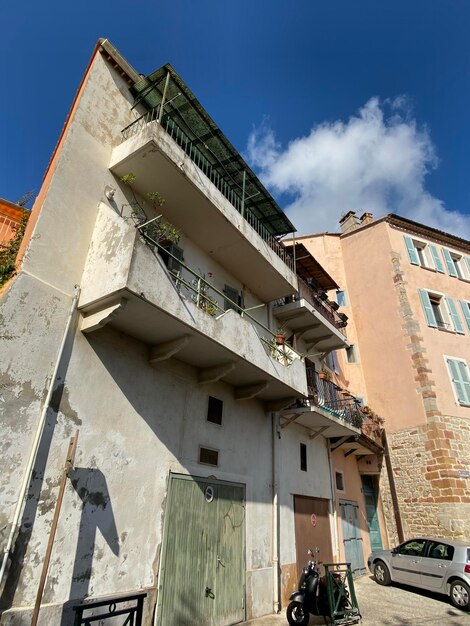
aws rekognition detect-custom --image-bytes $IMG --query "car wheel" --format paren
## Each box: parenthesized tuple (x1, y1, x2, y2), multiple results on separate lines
(373, 560, 391, 586)
(449, 580, 470, 611)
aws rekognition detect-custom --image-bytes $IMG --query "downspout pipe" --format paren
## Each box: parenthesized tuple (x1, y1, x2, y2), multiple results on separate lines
(326, 442, 339, 559)
(272, 412, 280, 614)
(0, 285, 81, 589)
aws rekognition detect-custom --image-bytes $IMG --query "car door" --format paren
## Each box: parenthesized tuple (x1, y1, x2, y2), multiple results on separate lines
(390, 539, 426, 586)
(419, 541, 454, 591)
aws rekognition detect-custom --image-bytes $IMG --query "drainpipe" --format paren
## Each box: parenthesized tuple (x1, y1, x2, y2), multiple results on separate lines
(0, 285, 81, 589)
(272, 412, 280, 614)
(382, 430, 404, 543)
(326, 442, 339, 559)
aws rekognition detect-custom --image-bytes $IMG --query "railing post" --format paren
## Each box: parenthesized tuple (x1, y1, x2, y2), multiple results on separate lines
(158, 71, 171, 124)
(196, 278, 201, 308)
(241, 170, 246, 218)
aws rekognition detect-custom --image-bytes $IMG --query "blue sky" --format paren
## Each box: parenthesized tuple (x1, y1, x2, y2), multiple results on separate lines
(1, 1, 469, 235)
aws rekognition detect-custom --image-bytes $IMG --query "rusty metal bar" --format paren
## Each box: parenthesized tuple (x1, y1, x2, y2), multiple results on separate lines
(31, 431, 79, 626)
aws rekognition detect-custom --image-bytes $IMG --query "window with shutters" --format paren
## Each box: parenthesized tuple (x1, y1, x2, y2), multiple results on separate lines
(403, 235, 443, 271)
(442, 248, 470, 280)
(460, 301, 470, 332)
(223, 284, 243, 314)
(418, 289, 465, 334)
(445, 357, 470, 406)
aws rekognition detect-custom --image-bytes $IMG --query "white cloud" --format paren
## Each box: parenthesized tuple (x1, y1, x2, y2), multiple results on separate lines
(247, 98, 470, 238)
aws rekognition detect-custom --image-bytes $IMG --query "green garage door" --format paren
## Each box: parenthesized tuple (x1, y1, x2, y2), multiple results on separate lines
(157, 474, 245, 626)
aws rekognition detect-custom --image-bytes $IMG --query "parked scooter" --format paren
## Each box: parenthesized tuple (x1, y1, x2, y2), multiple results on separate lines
(286, 548, 349, 625)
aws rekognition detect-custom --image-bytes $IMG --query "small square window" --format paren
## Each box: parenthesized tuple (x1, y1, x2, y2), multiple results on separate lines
(199, 447, 219, 466)
(207, 396, 223, 425)
(336, 290, 347, 307)
(335, 471, 345, 491)
(345, 345, 358, 364)
(300, 443, 307, 472)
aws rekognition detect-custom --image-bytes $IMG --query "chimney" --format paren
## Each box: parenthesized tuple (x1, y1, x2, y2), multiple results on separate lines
(359, 212, 374, 226)
(339, 211, 359, 234)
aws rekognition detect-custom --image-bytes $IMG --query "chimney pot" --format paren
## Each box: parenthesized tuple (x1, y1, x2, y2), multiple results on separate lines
(339, 211, 360, 234)
(360, 212, 374, 226)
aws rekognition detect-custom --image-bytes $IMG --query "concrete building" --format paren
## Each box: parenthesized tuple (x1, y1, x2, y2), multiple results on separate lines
(300, 211, 470, 545)
(0, 41, 385, 625)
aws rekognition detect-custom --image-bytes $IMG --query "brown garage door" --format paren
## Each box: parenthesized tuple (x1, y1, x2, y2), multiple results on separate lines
(294, 496, 333, 576)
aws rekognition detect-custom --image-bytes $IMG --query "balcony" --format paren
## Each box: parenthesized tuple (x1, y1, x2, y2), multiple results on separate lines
(78, 203, 308, 405)
(280, 369, 384, 452)
(273, 276, 349, 352)
(110, 77, 299, 302)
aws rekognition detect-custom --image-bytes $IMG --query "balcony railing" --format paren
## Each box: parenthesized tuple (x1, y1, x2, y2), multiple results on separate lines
(136, 216, 302, 367)
(275, 277, 347, 333)
(121, 107, 295, 272)
(306, 368, 362, 428)
(298, 278, 347, 331)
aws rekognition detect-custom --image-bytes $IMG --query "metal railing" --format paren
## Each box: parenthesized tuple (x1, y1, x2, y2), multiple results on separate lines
(137, 217, 302, 367)
(306, 368, 362, 428)
(73, 592, 146, 625)
(298, 278, 345, 329)
(275, 277, 347, 334)
(121, 107, 294, 272)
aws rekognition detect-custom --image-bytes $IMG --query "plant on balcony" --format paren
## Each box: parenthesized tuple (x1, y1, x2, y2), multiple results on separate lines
(266, 336, 294, 366)
(191, 275, 219, 317)
(120, 173, 180, 245)
(319, 368, 331, 380)
(360, 405, 385, 440)
(274, 326, 289, 345)
(0, 209, 29, 287)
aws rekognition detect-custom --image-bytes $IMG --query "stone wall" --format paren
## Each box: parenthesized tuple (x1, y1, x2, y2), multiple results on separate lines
(381, 416, 470, 540)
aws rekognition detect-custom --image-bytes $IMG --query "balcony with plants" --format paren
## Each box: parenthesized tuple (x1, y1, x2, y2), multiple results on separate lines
(78, 200, 308, 405)
(273, 243, 349, 353)
(280, 364, 384, 451)
(109, 64, 298, 303)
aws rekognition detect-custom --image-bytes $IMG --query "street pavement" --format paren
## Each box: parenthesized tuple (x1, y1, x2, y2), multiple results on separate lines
(242, 574, 470, 625)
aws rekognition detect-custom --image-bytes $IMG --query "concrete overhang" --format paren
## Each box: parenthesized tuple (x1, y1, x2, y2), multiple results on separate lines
(80, 290, 307, 403)
(273, 299, 349, 352)
(109, 122, 298, 302)
(280, 404, 361, 438)
(79, 204, 308, 403)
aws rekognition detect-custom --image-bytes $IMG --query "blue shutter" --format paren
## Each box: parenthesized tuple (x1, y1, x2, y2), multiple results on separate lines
(442, 248, 458, 277)
(418, 289, 437, 327)
(404, 236, 419, 265)
(447, 358, 470, 405)
(465, 257, 470, 276)
(429, 245, 445, 273)
(460, 301, 470, 332)
(446, 297, 464, 333)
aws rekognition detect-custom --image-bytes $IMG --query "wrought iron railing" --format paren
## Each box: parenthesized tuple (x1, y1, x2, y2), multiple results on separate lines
(275, 278, 347, 334)
(73, 592, 146, 625)
(306, 368, 362, 428)
(121, 107, 295, 272)
(136, 217, 303, 367)
(298, 278, 347, 332)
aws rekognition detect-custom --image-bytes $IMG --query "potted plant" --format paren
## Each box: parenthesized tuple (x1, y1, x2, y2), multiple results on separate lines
(275, 327, 288, 345)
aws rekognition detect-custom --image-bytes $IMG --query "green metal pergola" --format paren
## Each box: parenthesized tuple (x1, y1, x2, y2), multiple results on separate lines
(129, 64, 296, 240)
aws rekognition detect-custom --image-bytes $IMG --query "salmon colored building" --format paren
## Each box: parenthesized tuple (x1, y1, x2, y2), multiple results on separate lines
(299, 211, 470, 544)
(0, 199, 23, 247)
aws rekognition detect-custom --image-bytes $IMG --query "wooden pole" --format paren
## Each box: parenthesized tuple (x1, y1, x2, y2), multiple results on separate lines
(31, 431, 79, 626)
